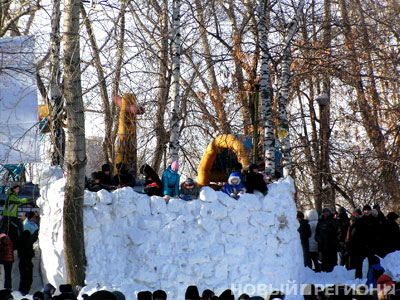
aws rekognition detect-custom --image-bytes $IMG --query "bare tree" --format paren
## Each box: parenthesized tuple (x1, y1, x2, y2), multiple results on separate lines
(63, 0, 86, 286)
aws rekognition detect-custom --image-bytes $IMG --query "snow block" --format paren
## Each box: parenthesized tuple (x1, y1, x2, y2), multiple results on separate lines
(199, 186, 218, 202)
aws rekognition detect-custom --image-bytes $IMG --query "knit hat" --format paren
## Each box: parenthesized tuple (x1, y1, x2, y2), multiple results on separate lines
(185, 286, 200, 300)
(249, 164, 259, 172)
(171, 160, 179, 171)
(112, 291, 126, 300)
(152, 290, 167, 300)
(296, 211, 304, 219)
(219, 290, 234, 300)
(322, 207, 333, 214)
(137, 291, 152, 300)
(10, 182, 20, 190)
(88, 291, 117, 300)
(202, 290, 214, 300)
(91, 172, 101, 180)
(185, 178, 195, 186)
(363, 204, 372, 211)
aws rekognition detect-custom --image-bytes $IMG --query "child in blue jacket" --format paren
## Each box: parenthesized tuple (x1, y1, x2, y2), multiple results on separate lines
(162, 160, 180, 197)
(221, 171, 246, 200)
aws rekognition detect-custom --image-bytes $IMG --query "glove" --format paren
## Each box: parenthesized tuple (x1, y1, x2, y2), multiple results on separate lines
(163, 195, 170, 204)
(230, 193, 236, 198)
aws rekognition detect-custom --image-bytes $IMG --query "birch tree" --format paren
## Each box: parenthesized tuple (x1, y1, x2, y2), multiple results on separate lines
(169, 0, 181, 163)
(258, 0, 274, 175)
(63, 0, 86, 286)
(49, 0, 65, 166)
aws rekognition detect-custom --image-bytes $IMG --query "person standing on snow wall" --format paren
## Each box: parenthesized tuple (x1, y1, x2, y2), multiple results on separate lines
(162, 160, 180, 199)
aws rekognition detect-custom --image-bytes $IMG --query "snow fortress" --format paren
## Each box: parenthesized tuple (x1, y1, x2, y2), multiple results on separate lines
(34, 166, 303, 298)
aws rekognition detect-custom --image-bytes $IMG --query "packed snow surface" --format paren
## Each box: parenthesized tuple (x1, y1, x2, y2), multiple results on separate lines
(32, 165, 400, 300)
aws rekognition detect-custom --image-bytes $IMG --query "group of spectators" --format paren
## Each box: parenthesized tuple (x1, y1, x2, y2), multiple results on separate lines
(297, 205, 400, 280)
(86, 160, 274, 202)
(0, 183, 39, 295)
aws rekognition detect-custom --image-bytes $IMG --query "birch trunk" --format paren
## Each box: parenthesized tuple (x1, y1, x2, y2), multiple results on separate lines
(258, 0, 275, 175)
(63, 0, 86, 286)
(278, 0, 305, 177)
(169, 0, 181, 163)
(49, 0, 65, 166)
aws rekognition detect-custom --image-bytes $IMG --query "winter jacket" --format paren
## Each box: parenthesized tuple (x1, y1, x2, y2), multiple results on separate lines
(179, 182, 200, 201)
(306, 210, 319, 252)
(0, 235, 14, 262)
(366, 263, 385, 288)
(43, 283, 56, 300)
(357, 214, 378, 256)
(98, 171, 115, 186)
(18, 230, 38, 259)
(337, 208, 350, 243)
(23, 219, 39, 235)
(384, 216, 400, 254)
(3, 189, 28, 217)
(114, 170, 136, 188)
(315, 213, 339, 252)
(162, 166, 180, 197)
(243, 166, 268, 194)
(221, 171, 246, 199)
(141, 164, 163, 197)
(298, 219, 311, 245)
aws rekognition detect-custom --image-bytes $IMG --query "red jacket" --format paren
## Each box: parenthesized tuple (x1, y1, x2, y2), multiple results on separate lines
(0, 236, 14, 262)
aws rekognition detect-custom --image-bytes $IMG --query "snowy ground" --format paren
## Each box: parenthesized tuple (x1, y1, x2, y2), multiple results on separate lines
(5, 165, 395, 300)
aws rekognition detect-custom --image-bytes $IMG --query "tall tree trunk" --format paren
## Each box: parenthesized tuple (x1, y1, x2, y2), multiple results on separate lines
(151, 0, 170, 173)
(49, 0, 65, 166)
(63, 0, 86, 286)
(278, 0, 305, 177)
(169, 0, 181, 163)
(320, 0, 334, 209)
(258, 0, 275, 175)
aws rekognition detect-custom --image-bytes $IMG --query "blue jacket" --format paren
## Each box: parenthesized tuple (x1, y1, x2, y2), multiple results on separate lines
(221, 171, 246, 199)
(162, 166, 180, 197)
(366, 263, 385, 288)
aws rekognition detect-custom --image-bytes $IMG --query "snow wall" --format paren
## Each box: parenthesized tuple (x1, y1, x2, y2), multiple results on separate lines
(34, 166, 304, 299)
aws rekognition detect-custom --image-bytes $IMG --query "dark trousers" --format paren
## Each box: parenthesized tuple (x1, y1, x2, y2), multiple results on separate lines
(19, 257, 34, 294)
(321, 249, 337, 272)
(310, 251, 321, 272)
(1, 261, 13, 289)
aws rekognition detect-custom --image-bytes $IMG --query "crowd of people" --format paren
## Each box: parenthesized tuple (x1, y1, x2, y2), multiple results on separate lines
(0, 280, 398, 300)
(0, 183, 39, 295)
(296, 205, 400, 282)
(86, 161, 273, 202)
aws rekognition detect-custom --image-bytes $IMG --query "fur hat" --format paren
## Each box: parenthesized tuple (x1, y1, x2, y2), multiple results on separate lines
(185, 286, 200, 300)
(152, 290, 167, 300)
(219, 290, 234, 300)
(112, 291, 126, 300)
(102, 164, 111, 172)
(137, 291, 152, 300)
(88, 291, 117, 300)
(362, 204, 372, 211)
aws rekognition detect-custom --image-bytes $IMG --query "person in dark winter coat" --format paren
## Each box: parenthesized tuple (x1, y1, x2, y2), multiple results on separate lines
(162, 161, 180, 197)
(179, 178, 200, 201)
(243, 164, 268, 195)
(373, 204, 387, 258)
(185, 286, 200, 300)
(0, 234, 14, 289)
(357, 205, 379, 267)
(140, 164, 163, 197)
(336, 207, 350, 266)
(98, 164, 115, 186)
(87, 172, 115, 192)
(18, 212, 39, 295)
(297, 211, 312, 268)
(345, 215, 364, 278)
(221, 171, 246, 200)
(315, 207, 339, 272)
(114, 163, 136, 188)
(366, 256, 385, 288)
(384, 212, 400, 255)
(306, 210, 320, 272)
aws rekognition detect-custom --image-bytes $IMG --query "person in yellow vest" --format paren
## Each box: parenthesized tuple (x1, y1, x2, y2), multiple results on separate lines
(0, 183, 28, 239)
